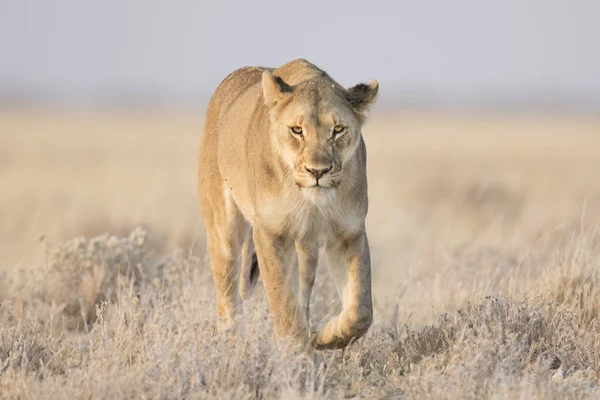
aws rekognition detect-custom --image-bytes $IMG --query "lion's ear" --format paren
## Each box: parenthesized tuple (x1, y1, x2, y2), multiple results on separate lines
(262, 70, 292, 108)
(346, 80, 379, 113)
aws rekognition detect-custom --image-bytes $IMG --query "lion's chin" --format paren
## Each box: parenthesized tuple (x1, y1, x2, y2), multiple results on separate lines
(299, 184, 337, 204)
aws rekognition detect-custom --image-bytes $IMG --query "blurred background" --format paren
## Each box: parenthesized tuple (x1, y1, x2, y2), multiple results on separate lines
(2, 0, 600, 110)
(1, 0, 599, 319)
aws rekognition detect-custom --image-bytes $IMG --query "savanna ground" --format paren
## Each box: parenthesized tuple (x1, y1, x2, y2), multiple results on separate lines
(0, 110, 599, 398)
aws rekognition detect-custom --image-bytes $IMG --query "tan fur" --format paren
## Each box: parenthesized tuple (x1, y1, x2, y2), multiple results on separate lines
(198, 59, 378, 352)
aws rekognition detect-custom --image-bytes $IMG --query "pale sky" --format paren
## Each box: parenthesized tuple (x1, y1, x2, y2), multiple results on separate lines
(1, 0, 599, 107)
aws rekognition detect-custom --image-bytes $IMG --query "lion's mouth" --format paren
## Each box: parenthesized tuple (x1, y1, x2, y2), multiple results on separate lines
(304, 184, 332, 189)
(296, 181, 338, 190)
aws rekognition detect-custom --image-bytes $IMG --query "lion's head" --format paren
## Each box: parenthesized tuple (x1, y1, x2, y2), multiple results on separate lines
(261, 70, 378, 192)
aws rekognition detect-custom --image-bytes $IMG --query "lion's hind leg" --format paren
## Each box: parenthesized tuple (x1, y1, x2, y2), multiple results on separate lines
(202, 185, 250, 331)
(240, 233, 260, 300)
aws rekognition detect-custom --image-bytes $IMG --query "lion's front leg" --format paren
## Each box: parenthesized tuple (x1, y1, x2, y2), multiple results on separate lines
(253, 227, 311, 350)
(313, 231, 373, 350)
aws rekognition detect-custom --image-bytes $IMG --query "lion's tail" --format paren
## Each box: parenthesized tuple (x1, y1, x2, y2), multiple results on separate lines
(239, 234, 260, 300)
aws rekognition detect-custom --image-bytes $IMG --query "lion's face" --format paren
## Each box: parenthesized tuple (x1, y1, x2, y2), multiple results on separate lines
(262, 72, 378, 192)
(271, 89, 361, 190)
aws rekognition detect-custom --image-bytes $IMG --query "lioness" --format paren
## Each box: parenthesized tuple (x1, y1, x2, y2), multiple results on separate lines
(198, 59, 378, 352)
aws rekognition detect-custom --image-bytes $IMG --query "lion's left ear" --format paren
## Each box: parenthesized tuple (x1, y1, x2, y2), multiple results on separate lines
(346, 80, 379, 113)
(262, 70, 293, 108)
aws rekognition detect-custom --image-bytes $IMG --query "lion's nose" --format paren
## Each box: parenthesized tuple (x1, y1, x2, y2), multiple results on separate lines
(305, 165, 332, 180)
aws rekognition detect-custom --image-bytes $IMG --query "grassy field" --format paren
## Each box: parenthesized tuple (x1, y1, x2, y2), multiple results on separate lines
(1, 110, 599, 398)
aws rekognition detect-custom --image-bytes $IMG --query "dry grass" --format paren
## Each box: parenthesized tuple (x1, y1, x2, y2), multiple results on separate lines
(1, 110, 599, 398)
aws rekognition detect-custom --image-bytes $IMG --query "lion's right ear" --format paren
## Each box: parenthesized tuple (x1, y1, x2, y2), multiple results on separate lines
(262, 70, 292, 108)
(346, 80, 379, 114)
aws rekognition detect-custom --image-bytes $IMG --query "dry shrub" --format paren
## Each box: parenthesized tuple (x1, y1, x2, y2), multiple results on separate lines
(21, 228, 151, 330)
(407, 297, 599, 398)
(546, 269, 600, 329)
(542, 227, 600, 328)
(321, 296, 599, 398)
(0, 228, 599, 399)
(0, 317, 79, 393)
(1, 242, 325, 399)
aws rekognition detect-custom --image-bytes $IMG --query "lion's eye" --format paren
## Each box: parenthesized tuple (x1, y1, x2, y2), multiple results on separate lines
(333, 125, 346, 137)
(290, 126, 303, 135)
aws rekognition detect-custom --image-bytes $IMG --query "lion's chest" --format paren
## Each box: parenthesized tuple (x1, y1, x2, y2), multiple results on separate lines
(288, 201, 331, 243)
(256, 189, 359, 244)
